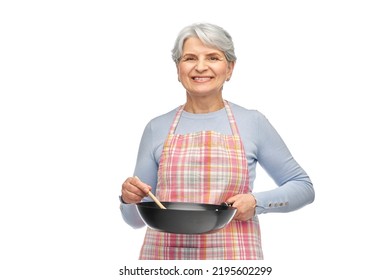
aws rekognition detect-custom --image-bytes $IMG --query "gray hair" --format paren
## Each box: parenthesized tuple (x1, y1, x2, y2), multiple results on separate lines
(171, 23, 237, 64)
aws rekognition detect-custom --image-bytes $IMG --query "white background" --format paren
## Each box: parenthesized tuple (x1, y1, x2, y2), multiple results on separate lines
(1, 0, 389, 279)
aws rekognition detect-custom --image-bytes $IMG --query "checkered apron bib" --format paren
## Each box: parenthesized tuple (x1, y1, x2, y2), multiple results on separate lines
(139, 101, 263, 259)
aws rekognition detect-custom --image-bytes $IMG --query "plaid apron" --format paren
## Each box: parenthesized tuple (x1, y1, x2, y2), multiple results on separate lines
(139, 101, 263, 259)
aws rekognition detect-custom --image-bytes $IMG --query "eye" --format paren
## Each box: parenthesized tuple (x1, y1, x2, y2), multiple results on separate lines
(208, 56, 222, 61)
(182, 56, 196, 62)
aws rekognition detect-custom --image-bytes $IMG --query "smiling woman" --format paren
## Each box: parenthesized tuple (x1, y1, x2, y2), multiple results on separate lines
(177, 37, 234, 112)
(119, 23, 314, 260)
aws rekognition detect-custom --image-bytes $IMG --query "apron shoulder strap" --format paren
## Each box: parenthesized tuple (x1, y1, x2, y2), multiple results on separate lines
(168, 105, 185, 135)
(223, 100, 240, 136)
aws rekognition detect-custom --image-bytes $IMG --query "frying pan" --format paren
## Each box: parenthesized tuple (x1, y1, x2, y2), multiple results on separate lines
(136, 201, 237, 234)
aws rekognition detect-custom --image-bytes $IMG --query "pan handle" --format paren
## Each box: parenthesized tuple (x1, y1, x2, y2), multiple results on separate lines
(220, 202, 233, 209)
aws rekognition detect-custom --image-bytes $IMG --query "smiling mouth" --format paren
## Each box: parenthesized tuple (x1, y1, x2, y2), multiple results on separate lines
(192, 76, 212, 82)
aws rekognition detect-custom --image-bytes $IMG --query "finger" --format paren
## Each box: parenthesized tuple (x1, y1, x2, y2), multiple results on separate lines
(121, 188, 144, 204)
(122, 179, 147, 198)
(121, 177, 151, 204)
(134, 176, 152, 194)
(124, 177, 151, 195)
(225, 195, 238, 205)
(233, 212, 242, 221)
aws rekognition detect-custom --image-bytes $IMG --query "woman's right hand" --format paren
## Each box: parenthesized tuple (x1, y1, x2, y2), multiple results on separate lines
(121, 176, 152, 204)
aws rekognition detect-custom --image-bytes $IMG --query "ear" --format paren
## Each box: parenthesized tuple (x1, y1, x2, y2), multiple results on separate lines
(226, 61, 235, 81)
(176, 64, 181, 82)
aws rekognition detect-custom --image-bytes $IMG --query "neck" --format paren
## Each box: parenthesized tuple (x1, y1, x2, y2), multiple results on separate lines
(184, 93, 224, 114)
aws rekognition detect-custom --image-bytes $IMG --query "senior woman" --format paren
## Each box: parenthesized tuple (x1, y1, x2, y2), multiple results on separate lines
(120, 23, 314, 260)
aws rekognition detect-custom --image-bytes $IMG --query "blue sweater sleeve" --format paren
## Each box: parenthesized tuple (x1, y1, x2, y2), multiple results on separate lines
(251, 113, 314, 214)
(133, 121, 159, 192)
(119, 121, 162, 229)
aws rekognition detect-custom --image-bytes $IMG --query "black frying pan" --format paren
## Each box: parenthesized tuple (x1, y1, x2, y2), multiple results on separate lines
(136, 201, 236, 234)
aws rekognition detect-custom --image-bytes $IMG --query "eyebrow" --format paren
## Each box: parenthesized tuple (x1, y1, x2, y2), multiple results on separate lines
(182, 52, 224, 57)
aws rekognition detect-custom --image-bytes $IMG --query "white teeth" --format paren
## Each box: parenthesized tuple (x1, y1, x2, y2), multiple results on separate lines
(193, 77, 211, 81)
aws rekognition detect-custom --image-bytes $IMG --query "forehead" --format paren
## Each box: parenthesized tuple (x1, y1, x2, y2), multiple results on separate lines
(182, 37, 224, 55)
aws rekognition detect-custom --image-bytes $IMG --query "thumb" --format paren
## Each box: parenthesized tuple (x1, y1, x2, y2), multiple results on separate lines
(134, 176, 152, 194)
(225, 195, 238, 205)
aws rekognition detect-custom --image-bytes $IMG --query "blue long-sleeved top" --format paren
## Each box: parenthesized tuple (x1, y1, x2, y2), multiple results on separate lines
(120, 102, 314, 228)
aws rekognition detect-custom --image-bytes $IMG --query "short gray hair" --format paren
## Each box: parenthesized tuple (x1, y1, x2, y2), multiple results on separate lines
(171, 23, 237, 64)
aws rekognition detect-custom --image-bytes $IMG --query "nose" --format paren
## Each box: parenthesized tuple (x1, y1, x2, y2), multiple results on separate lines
(195, 59, 208, 72)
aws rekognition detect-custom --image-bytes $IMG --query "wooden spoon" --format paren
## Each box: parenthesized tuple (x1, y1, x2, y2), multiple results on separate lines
(135, 176, 166, 209)
(147, 191, 167, 210)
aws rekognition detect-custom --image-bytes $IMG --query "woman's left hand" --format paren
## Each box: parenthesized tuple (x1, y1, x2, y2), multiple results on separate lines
(225, 194, 257, 221)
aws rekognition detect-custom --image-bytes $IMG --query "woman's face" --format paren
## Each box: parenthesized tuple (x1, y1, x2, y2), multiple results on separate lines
(177, 37, 234, 98)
